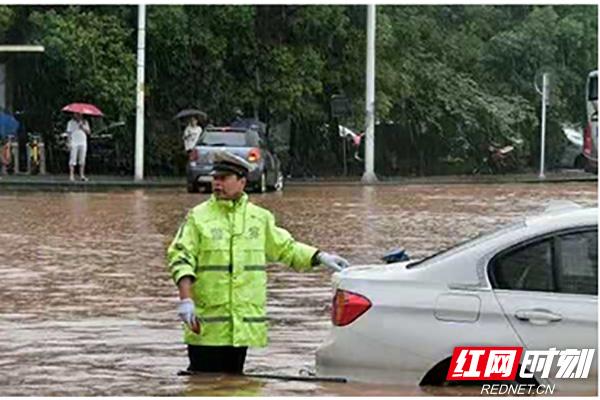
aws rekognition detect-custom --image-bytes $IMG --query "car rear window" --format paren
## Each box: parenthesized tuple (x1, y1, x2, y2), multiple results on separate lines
(199, 130, 259, 147)
(406, 221, 526, 269)
(492, 238, 555, 292)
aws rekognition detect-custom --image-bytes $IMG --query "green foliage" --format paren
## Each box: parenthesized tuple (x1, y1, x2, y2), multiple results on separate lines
(4, 4, 598, 176)
(28, 7, 135, 118)
(0, 6, 15, 40)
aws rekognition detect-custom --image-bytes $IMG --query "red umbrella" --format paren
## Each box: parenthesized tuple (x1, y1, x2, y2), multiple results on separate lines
(62, 103, 104, 117)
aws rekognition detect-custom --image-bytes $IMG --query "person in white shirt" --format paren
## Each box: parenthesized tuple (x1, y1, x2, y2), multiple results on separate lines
(66, 112, 90, 181)
(183, 116, 203, 155)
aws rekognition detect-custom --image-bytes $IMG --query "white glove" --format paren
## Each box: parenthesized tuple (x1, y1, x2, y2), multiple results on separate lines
(317, 251, 350, 272)
(177, 298, 199, 332)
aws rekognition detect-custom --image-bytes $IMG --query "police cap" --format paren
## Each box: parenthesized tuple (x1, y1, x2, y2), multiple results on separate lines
(210, 150, 254, 178)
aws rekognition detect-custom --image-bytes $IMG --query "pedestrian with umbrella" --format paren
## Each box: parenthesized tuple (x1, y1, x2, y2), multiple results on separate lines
(62, 103, 103, 181)
(174, 109, 207, 156)
(183, 116, 203, 156)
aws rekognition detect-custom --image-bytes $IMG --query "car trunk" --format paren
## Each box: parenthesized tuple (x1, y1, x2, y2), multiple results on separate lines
(194, 146, 251, 164)
(335, 261, 413, 280)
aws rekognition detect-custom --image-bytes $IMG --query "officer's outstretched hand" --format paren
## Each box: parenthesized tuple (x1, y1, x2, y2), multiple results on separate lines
(177, 298, 200, 333)
(318, 251, 350, 272)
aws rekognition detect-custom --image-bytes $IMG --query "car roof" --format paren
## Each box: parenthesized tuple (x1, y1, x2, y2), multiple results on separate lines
(525, 204, 597, 230)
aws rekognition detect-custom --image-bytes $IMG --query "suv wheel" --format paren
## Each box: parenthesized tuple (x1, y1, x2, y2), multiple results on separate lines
(273, 171, 284, 191)
(256, 172, 267, 193)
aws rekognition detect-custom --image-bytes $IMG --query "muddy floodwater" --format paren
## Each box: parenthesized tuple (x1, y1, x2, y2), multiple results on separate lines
(0, 183, 596, 396)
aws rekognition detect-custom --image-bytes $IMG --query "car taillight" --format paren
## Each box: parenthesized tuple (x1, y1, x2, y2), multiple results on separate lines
(248, 148, 261, 162)
(332, 289, 371, 327)
(190, 149, 199, 161)
(583, 124, 592, 156)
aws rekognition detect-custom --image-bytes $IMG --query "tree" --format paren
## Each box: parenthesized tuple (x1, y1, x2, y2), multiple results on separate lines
(0, 6, 15, 41)
(10, 6, 136, 173)
(2, 4, 596, 176)
(27, 7, 135, 118)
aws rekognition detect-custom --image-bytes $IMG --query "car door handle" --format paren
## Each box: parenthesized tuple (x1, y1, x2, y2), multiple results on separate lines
(515, 309, 562, 324)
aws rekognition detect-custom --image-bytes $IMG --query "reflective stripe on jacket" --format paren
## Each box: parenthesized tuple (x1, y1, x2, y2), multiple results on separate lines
(166, 192, 317, 347)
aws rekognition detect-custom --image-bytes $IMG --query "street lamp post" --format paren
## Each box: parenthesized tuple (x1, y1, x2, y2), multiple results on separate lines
(134, 4, 146, 181)
(362, 4, 378, 184)
(539, 73, 548, 179)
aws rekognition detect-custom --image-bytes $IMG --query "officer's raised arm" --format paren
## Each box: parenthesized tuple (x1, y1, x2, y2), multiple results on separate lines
(264, 211, 318, 271)
(264, 211, 349, 273)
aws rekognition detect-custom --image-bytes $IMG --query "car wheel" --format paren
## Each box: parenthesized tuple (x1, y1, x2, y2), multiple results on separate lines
(187, 182, 199, 193)
(256, 172, 267, 193)
(273, 170, 284, 191)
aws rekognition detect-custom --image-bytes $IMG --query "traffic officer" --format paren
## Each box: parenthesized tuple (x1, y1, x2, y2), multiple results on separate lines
(166, 150, 349, 374)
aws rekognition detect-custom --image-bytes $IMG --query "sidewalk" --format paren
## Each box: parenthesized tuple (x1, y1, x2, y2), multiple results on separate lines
(0, 170, 596, 190)
(0, 174, 184, 190)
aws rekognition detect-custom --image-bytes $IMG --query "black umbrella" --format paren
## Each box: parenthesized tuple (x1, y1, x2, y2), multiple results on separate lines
(173, 109, 207, 121)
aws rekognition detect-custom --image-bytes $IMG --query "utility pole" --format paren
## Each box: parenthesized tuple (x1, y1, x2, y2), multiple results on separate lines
(134, 4, 146, 181)
(538, 73, 548, 179)
(362, 4, 378, 183)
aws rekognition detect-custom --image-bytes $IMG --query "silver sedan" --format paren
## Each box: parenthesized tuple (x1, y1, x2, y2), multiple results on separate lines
(316, 205, 597, 394)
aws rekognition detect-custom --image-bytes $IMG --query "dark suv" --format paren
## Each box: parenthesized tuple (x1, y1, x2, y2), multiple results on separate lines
(186, 126, 284, 193)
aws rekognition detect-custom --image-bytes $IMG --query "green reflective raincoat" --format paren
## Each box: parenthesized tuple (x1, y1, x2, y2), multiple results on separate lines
(166, 193, 318, 347)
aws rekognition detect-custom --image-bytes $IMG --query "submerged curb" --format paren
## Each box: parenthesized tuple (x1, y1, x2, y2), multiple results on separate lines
(0, 172, 595, 191)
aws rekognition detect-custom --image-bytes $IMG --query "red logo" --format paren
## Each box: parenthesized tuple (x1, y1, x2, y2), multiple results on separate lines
(447, 347, 523, 381)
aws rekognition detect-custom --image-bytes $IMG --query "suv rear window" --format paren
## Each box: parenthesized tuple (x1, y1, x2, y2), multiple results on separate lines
(199, 130, 259, 147)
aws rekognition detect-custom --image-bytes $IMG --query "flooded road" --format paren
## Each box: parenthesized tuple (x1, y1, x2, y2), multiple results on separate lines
(0, 183, 596, 395)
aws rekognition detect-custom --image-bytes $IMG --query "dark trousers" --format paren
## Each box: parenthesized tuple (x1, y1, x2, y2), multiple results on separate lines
(187, 345, 248, 374)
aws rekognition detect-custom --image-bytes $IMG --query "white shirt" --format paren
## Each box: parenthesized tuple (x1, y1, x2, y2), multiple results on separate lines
(67, 119, 89, 147)
(183, 125, 203, 151)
